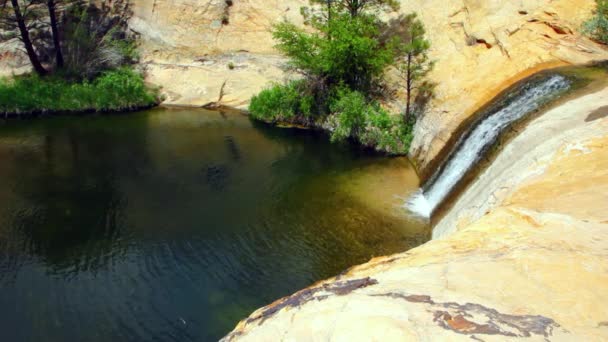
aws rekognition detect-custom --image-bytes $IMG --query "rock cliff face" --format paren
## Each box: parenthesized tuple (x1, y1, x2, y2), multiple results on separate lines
(401, 0, 608, 170)
(127, 0, 608, 169)
(128, 0, 304, 108)
(221, 80, 608, 341)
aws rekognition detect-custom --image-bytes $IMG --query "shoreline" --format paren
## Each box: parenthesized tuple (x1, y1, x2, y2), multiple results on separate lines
(0, 103, 159, 120)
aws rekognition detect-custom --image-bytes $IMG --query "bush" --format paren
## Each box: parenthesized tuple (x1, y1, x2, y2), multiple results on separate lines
(0, 68, 158, 115)
(328, 89, 413, 154)
(274, 11, 394, 93)
(328, 88, 368, 141)
(359, 111, 413, 154)
(248, 1, 432, 155)
(583, 0, 608, 44)
(249, 80, 314, 122)
(61, 1, 138, 80)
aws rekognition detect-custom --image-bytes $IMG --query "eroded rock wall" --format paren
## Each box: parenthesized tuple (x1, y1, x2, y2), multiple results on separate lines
(129, 0, 305, 108)
(403, 0, 608, 172)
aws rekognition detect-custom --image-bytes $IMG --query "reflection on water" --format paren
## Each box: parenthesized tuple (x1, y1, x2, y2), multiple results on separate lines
(0, 108, 426, 341)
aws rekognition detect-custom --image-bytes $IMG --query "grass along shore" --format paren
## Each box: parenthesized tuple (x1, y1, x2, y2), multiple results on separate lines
(0, 68, 159, 117)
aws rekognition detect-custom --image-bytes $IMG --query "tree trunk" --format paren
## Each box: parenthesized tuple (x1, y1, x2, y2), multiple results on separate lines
(326, 0, 332, 40)
(11, 0, 47, 76)
(47, 0, 64, 69)
(405, 52, 412, 123)
(349, 0, 359, 17)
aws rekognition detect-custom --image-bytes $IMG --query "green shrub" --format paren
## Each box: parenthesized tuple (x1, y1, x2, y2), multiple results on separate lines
(583, 0, 608, 44)
(359, 112, 413, 154)
(249, 80, 313, 122)
(328, 89, 413, 154)
(273, 12, 395, 93)
(328, 88, 368, 141)
(248, 1, 432, 154)
(0, 68, 158, 115)
(61, 2, 138, 80)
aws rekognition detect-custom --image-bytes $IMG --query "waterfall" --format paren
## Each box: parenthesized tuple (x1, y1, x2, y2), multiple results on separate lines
(407, 75, 570, 219)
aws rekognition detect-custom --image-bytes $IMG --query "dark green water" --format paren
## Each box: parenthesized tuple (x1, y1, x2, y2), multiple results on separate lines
(0, 108, 426, 341)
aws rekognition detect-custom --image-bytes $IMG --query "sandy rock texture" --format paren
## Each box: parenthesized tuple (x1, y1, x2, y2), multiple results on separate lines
(221, 83, 608, 341)
(128, 0, 305, 108)
(401, 0, 608, 170)
(434, 76, 608, 238)
(0, 40, 31, 77)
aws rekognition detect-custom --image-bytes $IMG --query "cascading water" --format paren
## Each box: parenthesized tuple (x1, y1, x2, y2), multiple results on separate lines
(407, 74, 570, 219)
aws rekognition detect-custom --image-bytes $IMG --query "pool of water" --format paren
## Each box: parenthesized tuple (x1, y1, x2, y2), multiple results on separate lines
(0, 108, 426, 341)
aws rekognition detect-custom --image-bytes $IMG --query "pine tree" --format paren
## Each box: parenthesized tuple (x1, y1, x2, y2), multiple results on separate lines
(46, 0, 64, 68)
(397, 14, 434, 123)
(340, 0, 399, 17)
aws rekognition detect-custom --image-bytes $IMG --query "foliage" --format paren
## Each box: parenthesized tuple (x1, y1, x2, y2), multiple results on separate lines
(0, 0, 48, 44)
(275, 8, 396, 93)
(0, 0, 156, 116)
(304, 0, 399, 21)
(60, 0, 137, 80)
(0, 0, 50, 75)
(583, 0, 608, 44)
(249, 80, 314, 122)
(328, 88, 413, 154)
(250, 1, 434, 155)
(0, 68, 158, 115)
(327, 88, 368, 141)
(396, 13, 435, 121)
(0, 0, 135, 78)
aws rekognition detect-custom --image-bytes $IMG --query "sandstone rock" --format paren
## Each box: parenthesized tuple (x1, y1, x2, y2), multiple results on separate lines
(401, 0, 608, 170)
(0, 40, 30, 77)
(222, 83, 608, 341)
(129, 0, 305, 109)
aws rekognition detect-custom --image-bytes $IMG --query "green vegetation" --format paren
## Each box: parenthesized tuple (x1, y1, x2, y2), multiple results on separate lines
(60, 0, 139, 80)
(0, 0, 158, 116)
(249, 0, 433, 154)
(0, 68, 157, 115)
(396, 14, 435, 122)
(249, 80, 314, 122)
(327, 88, 412, 154)
(583, 0, 608, 44)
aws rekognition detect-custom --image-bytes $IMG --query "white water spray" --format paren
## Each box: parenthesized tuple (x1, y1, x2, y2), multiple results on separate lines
(406, 75, 570, 219)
